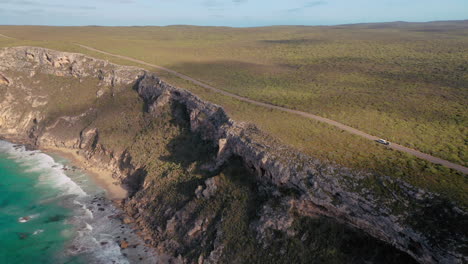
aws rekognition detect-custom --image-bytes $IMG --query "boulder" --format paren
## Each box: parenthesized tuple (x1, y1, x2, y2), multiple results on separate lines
(119, 240, 129, 249)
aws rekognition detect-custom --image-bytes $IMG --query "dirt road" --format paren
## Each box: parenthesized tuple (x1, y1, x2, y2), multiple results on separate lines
(10, 43, 458, 174)
(0, 34, 13, 39)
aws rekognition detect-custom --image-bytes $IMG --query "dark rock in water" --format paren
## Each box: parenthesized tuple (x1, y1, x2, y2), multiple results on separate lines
(41, 245, 51, 251)
(68, 245, 79, 252)
(45, 215, 67, 223)
(24, 144, 36, 151)
(17, 232, 30, 240)
(100, 241, 108, 246)
(98, 208, 105, 211)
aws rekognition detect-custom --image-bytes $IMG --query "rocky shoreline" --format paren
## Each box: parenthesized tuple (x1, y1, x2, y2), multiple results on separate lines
(79, 193, 161, 264)
(0, 136, 162, 263)
(0, 46, 466, 263)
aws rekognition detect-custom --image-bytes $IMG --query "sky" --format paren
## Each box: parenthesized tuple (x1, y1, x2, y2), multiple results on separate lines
(0, 0, 467, 27)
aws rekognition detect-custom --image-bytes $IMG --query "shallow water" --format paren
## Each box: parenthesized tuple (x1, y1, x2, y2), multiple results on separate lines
(0, 140, 154, 264)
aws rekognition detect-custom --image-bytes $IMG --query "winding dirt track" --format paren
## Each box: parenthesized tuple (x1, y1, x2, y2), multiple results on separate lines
(76, 44, 468, 174)
(0, 34, 13, 39)
(75, 44, 468, 174)
(0, 38, 459, 174)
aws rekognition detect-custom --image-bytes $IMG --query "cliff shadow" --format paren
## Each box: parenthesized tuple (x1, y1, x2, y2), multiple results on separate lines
(405, 196, 468, 258)
(159, 100, 219, 173)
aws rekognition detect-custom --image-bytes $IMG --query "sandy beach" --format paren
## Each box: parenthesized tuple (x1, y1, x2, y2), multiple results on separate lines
(42, 146, 128, 200)
(0, 139, 161, 263)
(40, 146, 163, 263)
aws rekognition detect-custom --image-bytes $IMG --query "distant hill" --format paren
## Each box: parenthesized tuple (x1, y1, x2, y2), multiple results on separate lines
(336, 19, 468, 29)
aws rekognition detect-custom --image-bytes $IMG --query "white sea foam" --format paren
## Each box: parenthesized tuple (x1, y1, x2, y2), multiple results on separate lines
(0, 140, 86, 197)
(85, 223, 93, 231)
(73, 200, 94, 220)
(18, 213, 40, 223)
(18, 217, 29, 223)
(33, 229, 44, 235)
(0, 140, 150, 263)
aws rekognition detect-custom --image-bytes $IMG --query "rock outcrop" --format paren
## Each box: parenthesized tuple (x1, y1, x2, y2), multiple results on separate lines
(134, 73, 466, 264)
(0, 46, 466, 264)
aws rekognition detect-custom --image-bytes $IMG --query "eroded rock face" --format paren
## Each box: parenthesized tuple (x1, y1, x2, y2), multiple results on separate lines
(0, 46, 465, 264)
(0, 46, 144, 87)
(132, 72, 467, 264)
(195, 176, 221, 199)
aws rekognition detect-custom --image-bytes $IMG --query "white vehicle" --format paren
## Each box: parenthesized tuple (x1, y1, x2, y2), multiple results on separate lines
(376, 139, 390, 145)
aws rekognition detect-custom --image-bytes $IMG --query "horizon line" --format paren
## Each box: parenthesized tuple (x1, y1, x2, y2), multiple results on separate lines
(0, 19, 467, 29)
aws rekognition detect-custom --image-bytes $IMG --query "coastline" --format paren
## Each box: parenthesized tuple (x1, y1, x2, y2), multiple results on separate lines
(40, 147, 166, 263)
(0, 135, 128, 200)
(0, 137, 162, 263)
(42, 146, 128, 201)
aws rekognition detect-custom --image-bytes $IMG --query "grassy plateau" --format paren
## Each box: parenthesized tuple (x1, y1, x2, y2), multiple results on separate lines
(0, 21, 466, 208)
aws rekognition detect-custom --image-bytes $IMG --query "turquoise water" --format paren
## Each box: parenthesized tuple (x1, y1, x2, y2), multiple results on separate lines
(0, 141, 130, 264)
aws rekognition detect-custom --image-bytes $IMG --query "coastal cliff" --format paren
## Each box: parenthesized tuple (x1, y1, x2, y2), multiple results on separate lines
(0, 46, 465, 264)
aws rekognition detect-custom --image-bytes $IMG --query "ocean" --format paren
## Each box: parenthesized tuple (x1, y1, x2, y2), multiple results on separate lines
(0, 140, 152, 264)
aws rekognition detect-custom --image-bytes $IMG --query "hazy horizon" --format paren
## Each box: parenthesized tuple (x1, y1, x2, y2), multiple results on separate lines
(1, 19, 467, 28)
(0, 0, 467, 27)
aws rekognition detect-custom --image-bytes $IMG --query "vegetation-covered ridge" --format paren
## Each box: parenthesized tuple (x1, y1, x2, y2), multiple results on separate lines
(73, 42, 468, 175)
(0, 46, 466, 263)
(1, 27, 467, 208)
(0, 21, 466, 167)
